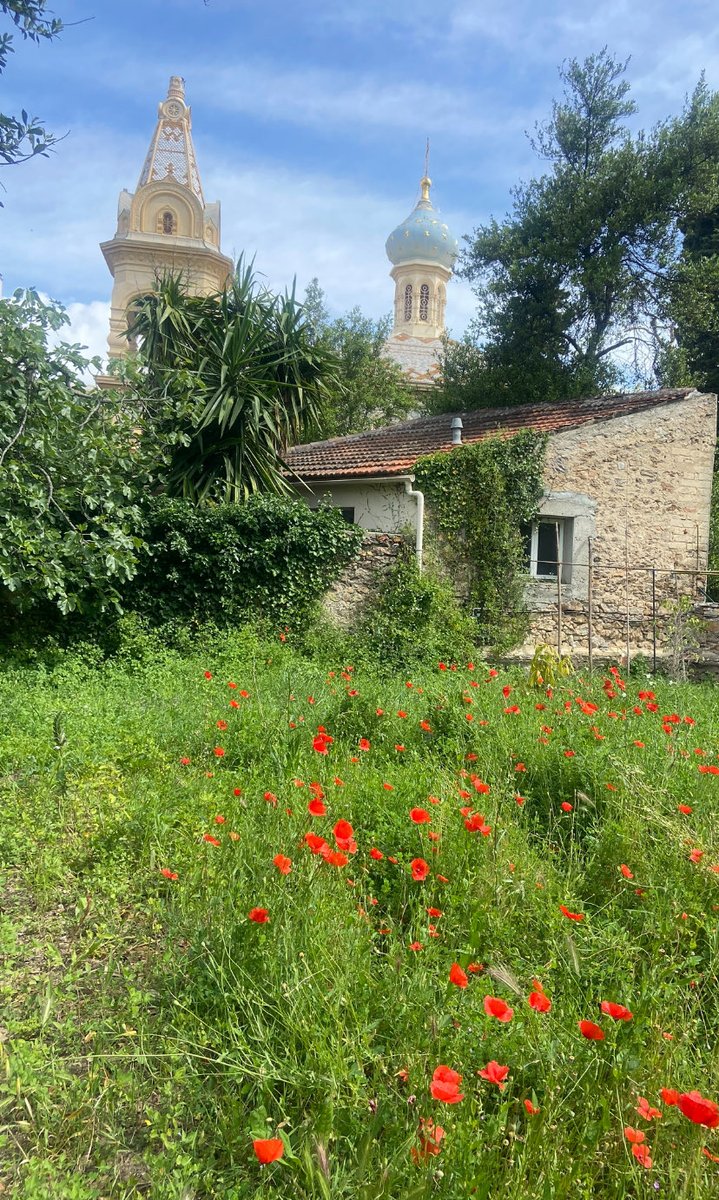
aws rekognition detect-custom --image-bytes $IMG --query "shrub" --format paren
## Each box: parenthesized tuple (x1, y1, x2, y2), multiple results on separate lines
(125, 495, 362, 629)
(358, 551, 478, 668)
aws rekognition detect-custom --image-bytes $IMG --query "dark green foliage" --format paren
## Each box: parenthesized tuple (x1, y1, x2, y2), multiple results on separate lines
(126, 495, 362, 630)
(128, 262, 342, 503)
(0, 290, 150, 618)
(358, 551, 478, 668)
(302, 278, 415, 438)
(414, 433, 546, 648)
(0, 2, 63, 175)
(432, 52, 719, 412)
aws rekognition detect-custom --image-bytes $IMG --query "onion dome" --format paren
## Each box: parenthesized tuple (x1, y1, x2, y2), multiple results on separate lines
(385, 176, 458, 270)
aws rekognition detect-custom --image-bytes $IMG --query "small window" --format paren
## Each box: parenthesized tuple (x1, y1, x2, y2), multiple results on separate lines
(337, 507, 355, 524)
(522, 518, 572, 582)
(162, 210, 175, 234)
(419, 283, 430, 321)
(404, 283, 413, 321)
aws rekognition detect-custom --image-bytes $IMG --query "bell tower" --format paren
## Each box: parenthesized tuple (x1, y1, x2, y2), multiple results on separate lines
(383, 163, 458, 387)
(100, 76, 233, 359)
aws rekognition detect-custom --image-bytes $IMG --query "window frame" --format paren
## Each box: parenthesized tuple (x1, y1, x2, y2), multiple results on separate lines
(524, 517, 572, 583)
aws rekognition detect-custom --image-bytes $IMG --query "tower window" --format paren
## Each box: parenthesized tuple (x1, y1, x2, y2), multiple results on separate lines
(161, 210, 175, 234)
(404, 283, 413, 321)
(419, 283, 430, 321)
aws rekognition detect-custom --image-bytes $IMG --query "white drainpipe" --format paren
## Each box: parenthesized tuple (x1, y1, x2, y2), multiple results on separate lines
(403, 475, 425, 573)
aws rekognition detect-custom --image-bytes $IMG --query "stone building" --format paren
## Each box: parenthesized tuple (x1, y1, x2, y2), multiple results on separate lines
(287, 387, 717, 659)
(100, 77, 233, 359)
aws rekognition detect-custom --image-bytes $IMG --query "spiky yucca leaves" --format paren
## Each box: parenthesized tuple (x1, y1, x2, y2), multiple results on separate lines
(129, 260, 342, 503)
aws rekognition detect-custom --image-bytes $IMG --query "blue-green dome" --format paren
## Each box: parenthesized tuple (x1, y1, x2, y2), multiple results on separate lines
(385, 177, 458, 270)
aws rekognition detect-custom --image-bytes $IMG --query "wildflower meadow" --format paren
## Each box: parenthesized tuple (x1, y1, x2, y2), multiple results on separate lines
(1, 628, 718, 1198)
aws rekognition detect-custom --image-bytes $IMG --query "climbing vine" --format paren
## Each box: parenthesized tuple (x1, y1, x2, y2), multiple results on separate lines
(414, 431, 547, 648)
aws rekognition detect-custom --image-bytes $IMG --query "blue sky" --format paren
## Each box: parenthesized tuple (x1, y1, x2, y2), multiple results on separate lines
(2, 0, 719, 361)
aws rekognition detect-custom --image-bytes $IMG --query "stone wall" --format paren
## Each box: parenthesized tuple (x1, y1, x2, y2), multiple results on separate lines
(540, 392, 716, 612)
(323, 532, 407, 628)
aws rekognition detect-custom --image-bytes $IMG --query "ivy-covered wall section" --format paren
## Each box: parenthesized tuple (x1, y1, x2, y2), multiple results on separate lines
(414, 431, 547, 648)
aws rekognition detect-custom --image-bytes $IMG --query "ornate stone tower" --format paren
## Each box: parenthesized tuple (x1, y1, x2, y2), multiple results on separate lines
(100, 76, 233, 358)
(383, 171, 458, 387)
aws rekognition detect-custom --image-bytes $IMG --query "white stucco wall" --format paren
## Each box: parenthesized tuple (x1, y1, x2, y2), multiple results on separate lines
(298, 480, 417, 534)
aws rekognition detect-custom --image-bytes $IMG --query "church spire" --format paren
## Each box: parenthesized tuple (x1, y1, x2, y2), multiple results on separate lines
(100, 76, 232, 361)
(137, 75, 205, 204)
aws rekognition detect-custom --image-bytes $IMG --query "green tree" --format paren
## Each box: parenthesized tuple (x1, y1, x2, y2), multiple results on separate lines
(0, 290, 149, 618)
(129, 262, 341, 502)
(433, 50, 719, 412)
(303, 279, 415, 437)
(1, 2, 63, 178)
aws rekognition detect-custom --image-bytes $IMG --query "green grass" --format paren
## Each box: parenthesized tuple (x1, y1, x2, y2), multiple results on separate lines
(1, 628, 718, 1198)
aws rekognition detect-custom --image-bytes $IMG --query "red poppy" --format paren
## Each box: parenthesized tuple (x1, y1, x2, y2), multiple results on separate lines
(180, 756, 191, 765)
(559, 905, 584, 921)
(623, 1126, 645, 1144)
(382, 782, 394, 791)
(411, 858, 430, 881)
(203, 671, 212, 679)
(436, 874, 450, 883)
(411, 1117, 446, 1162)
(410, 807, 431, 824)
(308, 798, 327, 816)
(677, 1091, 719, 1127)
(467, 962, 483, 974)
(636, 1097, 662, 1120)
(239, 690, 250, 698)
(528, 986, 552, 1013)
(449, 963, 469, 988)
(304, 832, 328, 854)
(358, 738, 371, 751)
(253, 1137, 284, 1164)
(678, 804, 693, 814)
(203, 833, 221, 847)
(409, 941, 423, 951)
(703, 1147, 719, 1162)
(561, 802, 573, 812)
(369, 848, 384, 860)
(273, 854, 292, 875)
(312, 734, 330, 754)
(689, 848, 704, 863)
(660, 1088, 679, 1106)
(504, 705, 521, 714)
(524, 1098, 540, 1115)
(698, 764, 719, 774)
(323, 849, 348, 867)
(247, 907, 269, 923)
(214, 747, 225, 757)
(631, 1144, 652, 1168)
(264, 791, 278, 805)
(430, 1065, 464, 1104)
(578, 1020, 605, 1040)
(600, 1000, 633, 1021)
(419, 720, 432, 732)
(427, 907, 442, 918)
(160, 867, 178, 880)
(484, 995, 514, 1022)
(478, 1060, 509, 1089)
(620, 864, 634, 879)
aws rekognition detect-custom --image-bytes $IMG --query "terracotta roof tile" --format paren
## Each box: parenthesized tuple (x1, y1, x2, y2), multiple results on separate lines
(286, 388, 701, 481)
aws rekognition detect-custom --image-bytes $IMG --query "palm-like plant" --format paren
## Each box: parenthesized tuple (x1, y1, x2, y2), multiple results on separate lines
(129, 259, 342, 502)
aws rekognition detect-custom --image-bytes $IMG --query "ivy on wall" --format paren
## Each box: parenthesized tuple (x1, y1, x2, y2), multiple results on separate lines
(414, 431, 547, 648)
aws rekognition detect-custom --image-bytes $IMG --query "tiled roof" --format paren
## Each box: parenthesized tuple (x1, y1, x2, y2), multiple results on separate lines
(286, 388, 700, 481)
